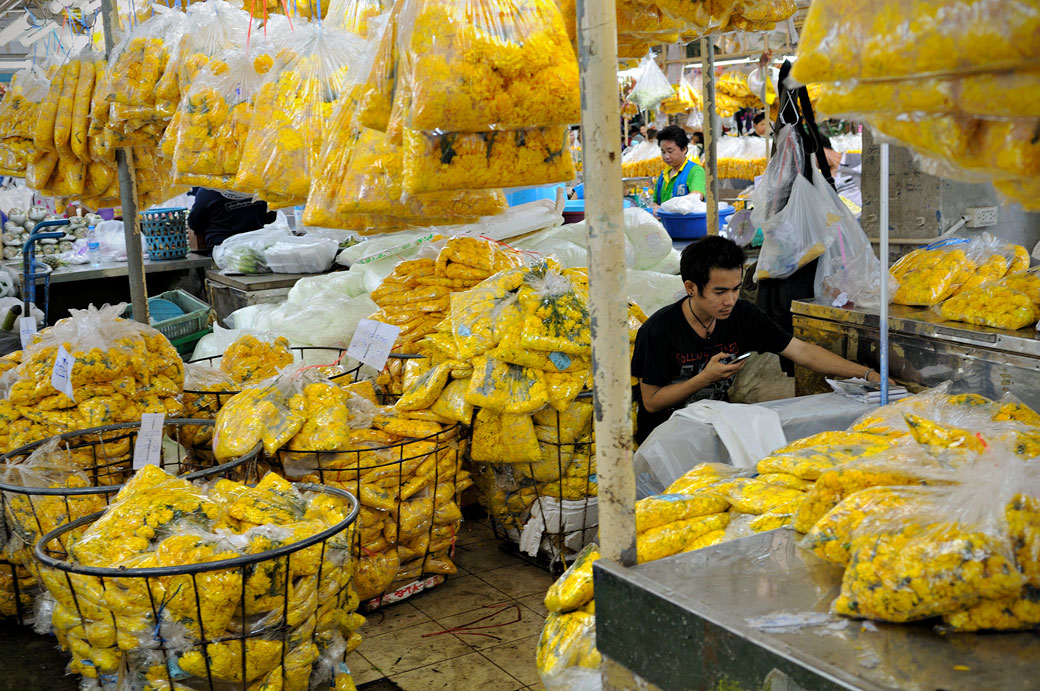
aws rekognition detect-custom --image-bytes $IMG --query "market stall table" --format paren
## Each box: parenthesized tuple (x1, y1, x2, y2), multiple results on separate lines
(595, 529, 1040, 691)
(6, 254, 213, 324)
(206, 269, 337, 326)
(793, 298, 1040, 408)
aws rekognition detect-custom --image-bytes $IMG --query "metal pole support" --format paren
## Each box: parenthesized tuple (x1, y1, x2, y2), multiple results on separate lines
(700, 37, 720, 234)
(577, 0, 636, 568)
(101, 0, 149, 324)
(879, 142, 890, 405)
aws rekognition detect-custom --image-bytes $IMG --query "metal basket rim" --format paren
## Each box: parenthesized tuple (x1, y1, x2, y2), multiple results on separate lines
(183, 346, 362, 396)
(33, 483, 359, 578)
(0, 419, 261, 497)
(276, 423, 461, 467)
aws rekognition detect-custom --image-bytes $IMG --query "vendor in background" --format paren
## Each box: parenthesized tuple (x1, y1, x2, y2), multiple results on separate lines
(632, 236, 887, 443)
(187, 188, 276, 249)
(751, 113, 769, 137)
(650, 125, 706, 213)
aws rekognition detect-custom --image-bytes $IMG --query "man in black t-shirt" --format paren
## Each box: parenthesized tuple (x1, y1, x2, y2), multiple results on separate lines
(187, 188, 277, 249)
(632, 236, 885, 443)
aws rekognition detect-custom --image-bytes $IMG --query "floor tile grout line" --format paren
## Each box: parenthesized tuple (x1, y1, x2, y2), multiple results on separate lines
(370, 645, 483, 679)
(474, 649, 529, 690)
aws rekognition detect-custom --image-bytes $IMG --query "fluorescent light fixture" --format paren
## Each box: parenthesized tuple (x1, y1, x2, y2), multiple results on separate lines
(0, 58, 32, 71)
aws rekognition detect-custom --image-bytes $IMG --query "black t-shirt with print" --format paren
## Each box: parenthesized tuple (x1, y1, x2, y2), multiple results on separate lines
(631, 297, 793, 443)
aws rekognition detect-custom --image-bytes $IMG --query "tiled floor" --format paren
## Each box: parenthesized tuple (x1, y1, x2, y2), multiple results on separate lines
(349, 519, 547, 691)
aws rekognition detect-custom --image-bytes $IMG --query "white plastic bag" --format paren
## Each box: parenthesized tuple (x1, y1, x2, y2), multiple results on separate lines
(623, 207, 673, 270)
(754, 175, 837, 281)
(750, 125, 806, 230)
(626, 270, 684, 316)
(262, 236, 339, 274)
(811, 167, 897, 308)
(628, 54, 674, 111)
(659, 195, 708, 214)
(213, 227, 291, 275)
(287, 270, 371, 304)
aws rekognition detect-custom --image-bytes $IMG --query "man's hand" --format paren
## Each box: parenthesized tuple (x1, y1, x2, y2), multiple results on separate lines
(865, 368, 897, 388)
(824, 147, 842, 176)
(758, 51, 772, 67)
(700, 351, 747, 384)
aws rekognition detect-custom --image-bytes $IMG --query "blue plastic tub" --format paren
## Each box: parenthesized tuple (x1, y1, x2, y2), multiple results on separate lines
(505, 184, 566, 206)
(657, 205, 735, 239)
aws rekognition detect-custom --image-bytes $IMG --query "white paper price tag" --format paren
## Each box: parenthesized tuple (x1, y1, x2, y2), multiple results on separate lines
(18, 316, 36, 349)
(132, 413, 166, 469)
(50, 344, 76, 401)
(347, 319, 401, 371)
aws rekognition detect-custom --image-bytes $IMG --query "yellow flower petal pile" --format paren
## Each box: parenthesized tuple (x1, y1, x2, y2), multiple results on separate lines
(0, 305, 184, 460)
(718, 157, 767, 180)
(221, 334, 295, 385)
(940, 282, 1040, 331)
(36, 466, 361, 690)
(0, 561, 34, 618)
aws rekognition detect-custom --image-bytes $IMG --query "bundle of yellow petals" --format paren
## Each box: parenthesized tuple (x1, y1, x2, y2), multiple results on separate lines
(0, 305, 184, 460)
(0, 66, 49, 176)
(36, 466, 361, 690)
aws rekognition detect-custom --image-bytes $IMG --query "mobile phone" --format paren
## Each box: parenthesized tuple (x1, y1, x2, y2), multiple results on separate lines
(722, 352, 751, 365)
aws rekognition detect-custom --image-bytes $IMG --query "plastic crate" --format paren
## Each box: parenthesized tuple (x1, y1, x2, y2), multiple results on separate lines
(170, 326, 212, 358)
(141, 207, 188, 260)
(123, 289, 212, 341)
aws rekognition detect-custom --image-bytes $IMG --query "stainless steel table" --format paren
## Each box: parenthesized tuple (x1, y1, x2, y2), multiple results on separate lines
(792, 298, 1040, 409)
(596, 530, 1040, 691)
(5, 254, 213, 284)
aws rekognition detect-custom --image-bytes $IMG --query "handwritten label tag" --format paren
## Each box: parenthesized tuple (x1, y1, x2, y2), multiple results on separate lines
(133, 413, 166, 469)
(50, 344, 75, 401)
(548, 351, 572, 372)
(18, 316, 36, 349)
(347, 319, 401, 371)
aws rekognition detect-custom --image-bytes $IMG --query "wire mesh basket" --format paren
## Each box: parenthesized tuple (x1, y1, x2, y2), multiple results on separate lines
(472, 394, 598, 575)
(0, 419, 260, 624)
(272, 423, 470, 610)
(33, 482, 359, 690)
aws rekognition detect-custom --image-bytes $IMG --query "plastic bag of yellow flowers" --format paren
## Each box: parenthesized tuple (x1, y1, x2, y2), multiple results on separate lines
(0, 304, 184, 457)
(939, 282, 1040, 331)
(166, 44, 276, 189)
(35, 466, 362, 690)
(305, 112, 507, 233)
(154, 0, 251, 122)
(101, 6, 186, 145)
(0, 65, 50, 176)
(833, 449, 1028, 623)
(793, 0, 1040, 87)
(235, 23, 366, 208)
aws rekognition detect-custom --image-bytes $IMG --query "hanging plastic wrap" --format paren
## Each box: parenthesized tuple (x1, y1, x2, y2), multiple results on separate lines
(754, 173, 837, 281)
(235, 23, 365, 207)
(101, 7, 186, 146)
(398, 0, 579, 132)
(0, 66, 49, 176)
(167, 45, 276, 188)
(326, 0, 389, 35)
(154, 0, 250, 123)
(793, 0, 1040, 85)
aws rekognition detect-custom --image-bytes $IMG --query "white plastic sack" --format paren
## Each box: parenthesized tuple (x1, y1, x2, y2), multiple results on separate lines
(94, 220, 128, 262)
(191, 323, 245, 360)
(628, 54, 673, 111)
(623, 207, 673, 270)
(658, 195, 707, 215)
(213, 227, 291, 274)
(287, 269, 371, 304)
(0, 268, 16, 299)
(519, 497, 598, 558)
(262, 294, 378, 348)
(0, 296, 43, 325)
(263, 236, 339, 274)
(750, 125, 806, 230)
(632, 400, 786, 490)
(226, 303, 278, 332)
(336, 229, 436, 267)
(754, 175, 837, 281)
(626, 270, 684, 316)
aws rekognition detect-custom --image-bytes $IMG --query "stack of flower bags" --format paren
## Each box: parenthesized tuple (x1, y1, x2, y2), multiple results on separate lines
(212, 366, 471, 606)
(535, 383, 1040, 687)
(796, 0, 1040, 210)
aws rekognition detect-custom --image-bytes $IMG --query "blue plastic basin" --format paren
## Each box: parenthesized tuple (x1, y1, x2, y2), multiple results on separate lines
(657, 205, 735, 239)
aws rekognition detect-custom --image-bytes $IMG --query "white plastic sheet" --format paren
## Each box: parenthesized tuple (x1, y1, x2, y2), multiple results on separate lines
(263, 236, 339, 274)
(626, 270, 684, 316)
(519, 496, 598, 558)
(287, 269, 371, 304)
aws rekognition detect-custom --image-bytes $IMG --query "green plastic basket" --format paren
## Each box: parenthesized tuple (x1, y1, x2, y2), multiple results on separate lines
(141, 207, 188, 260)
(123, 290, 212, 342)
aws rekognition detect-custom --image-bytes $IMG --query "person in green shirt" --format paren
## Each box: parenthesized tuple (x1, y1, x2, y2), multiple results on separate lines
(651, 125, 707, 214)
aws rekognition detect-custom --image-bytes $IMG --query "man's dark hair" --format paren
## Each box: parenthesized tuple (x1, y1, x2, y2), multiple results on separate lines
(691, 131, 704, 145)
(646, 127, 658, 141)
(657, 125, 689, 150)
(753, 113, 766, 125)
(680, 236, 746, 294)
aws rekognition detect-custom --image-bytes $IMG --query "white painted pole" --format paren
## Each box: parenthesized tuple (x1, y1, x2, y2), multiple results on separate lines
(576, 0, 636, 567)
(700, 38, 719, 234)
(879, 142, 890, 405)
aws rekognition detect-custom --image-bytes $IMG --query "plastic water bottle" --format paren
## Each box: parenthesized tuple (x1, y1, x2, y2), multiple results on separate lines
(87, 224, 102, 268)
(638, 187, 653, 208)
